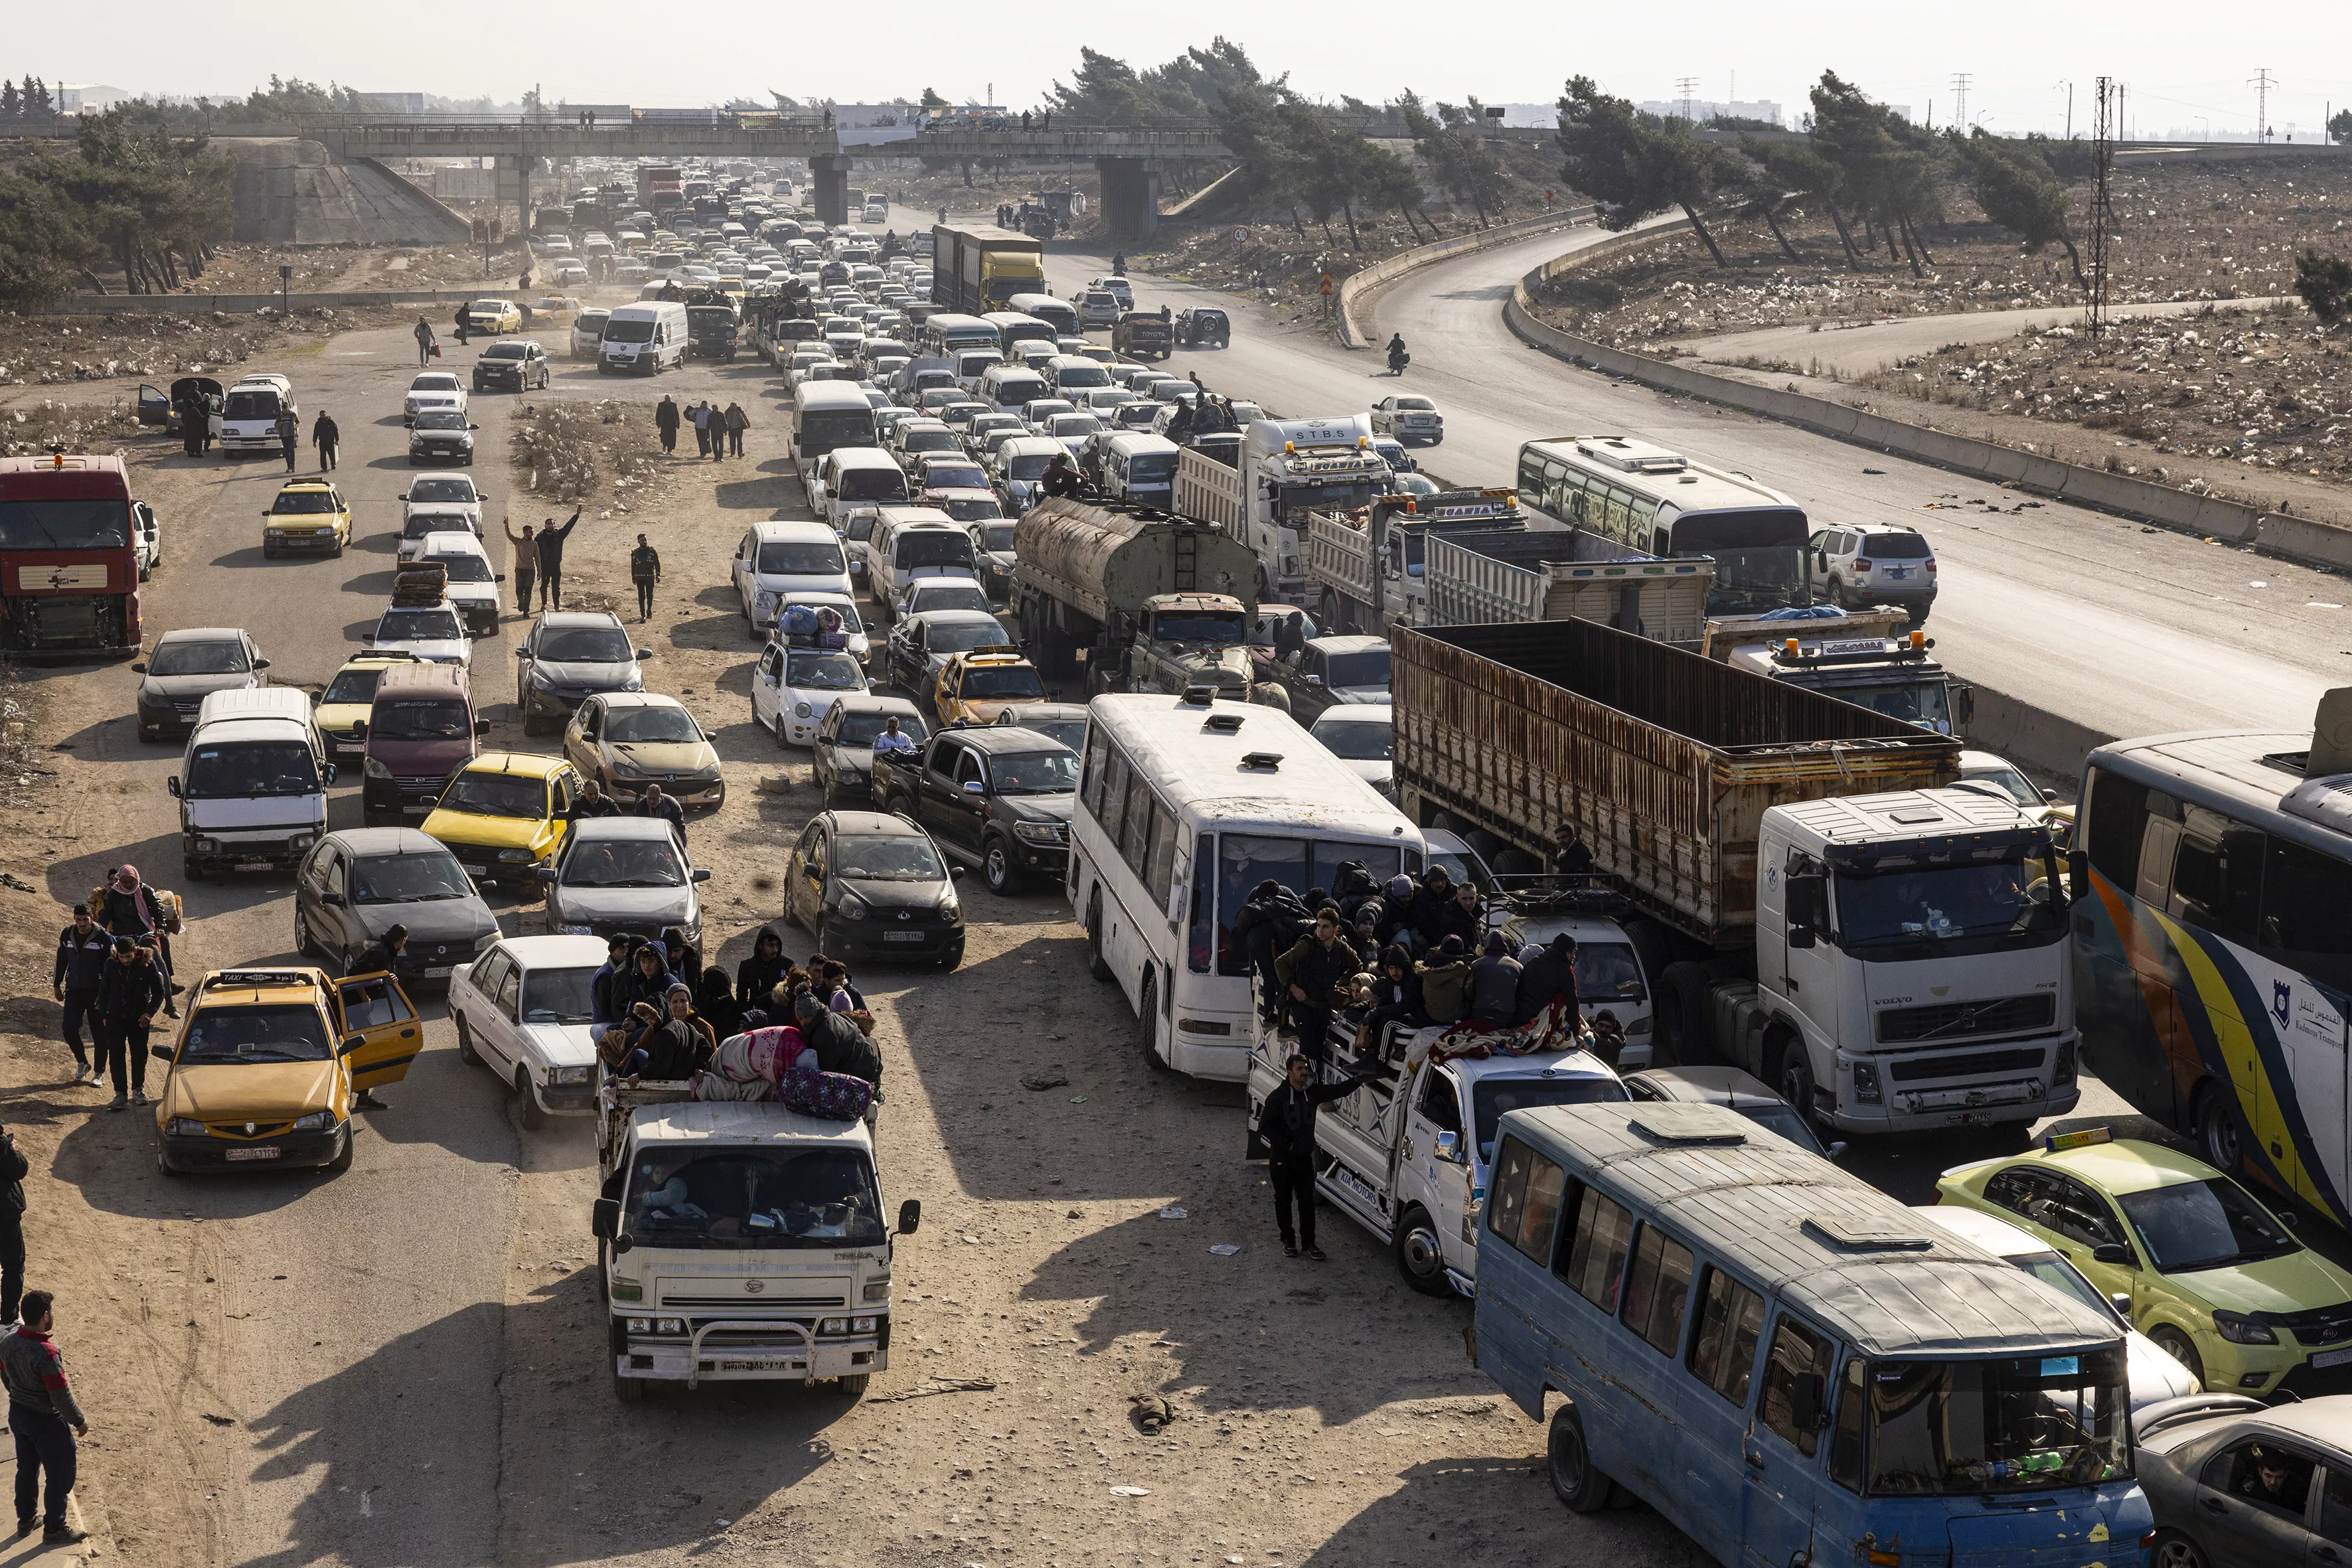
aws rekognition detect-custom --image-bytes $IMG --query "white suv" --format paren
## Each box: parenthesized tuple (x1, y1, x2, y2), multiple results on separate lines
(1808, 524, 1937, 620)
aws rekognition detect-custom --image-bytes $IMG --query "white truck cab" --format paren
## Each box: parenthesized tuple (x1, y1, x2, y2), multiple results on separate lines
(593, 1085, 917, 1401)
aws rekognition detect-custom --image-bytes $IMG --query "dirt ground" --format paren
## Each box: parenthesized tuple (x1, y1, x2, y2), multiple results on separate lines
(1529, 151, 2352, 348)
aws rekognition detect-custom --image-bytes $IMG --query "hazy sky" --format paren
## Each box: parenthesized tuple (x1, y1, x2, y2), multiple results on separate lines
(15, 0, 2349, 140)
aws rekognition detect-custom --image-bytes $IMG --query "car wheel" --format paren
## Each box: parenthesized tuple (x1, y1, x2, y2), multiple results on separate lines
(773, 709, 787, 751)
(937, 940, 964, 972)
(2150, 1326, 2206, 1388)
(1085, 890, 1113, 981)
(2150, 1531, 2209, 1568)
(521, 708, 546, 738)
(2196, 1085, 2245, 1174)
(982, 835, 1020, 896)
(515, 1067, 547, 1131)
(156, 1140, 185, 1178)
(1547, 1405, 1614, 1514)
(183, 854, 204, 883)
(294, 907, 318, 958)
(325, 1125, 354, 1174)
(612, 1369, 647, 1403)
(455, 1012, 481, 1065)
(1394, 1206, 1452, 1296)
(262, 545, 277, 559)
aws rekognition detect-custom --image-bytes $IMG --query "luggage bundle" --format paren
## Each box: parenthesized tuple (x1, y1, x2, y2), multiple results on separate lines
(392, 562, 449, 606)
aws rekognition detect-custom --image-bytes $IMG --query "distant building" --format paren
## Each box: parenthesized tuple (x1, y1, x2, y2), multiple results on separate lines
(58, 84, 133, 114)
(1635, 99, 1783, 127)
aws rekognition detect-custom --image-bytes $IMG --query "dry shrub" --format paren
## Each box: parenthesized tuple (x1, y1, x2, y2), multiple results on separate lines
(1, 400, 141, 457)
(509, 400, 652, 503)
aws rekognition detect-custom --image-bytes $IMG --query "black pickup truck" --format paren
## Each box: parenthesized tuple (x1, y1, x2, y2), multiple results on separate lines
(868, 726, 1078, 894)
(1111, 311, 1172, 362)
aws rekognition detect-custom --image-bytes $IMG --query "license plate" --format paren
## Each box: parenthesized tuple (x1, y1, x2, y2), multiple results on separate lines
(882, 931, 927, 943)
(424, 965, 452, 979)
(224, 1146, 281, 1162)
(719, 1358, 802, 1372)
(402, 803, 431, 814)
(2313, 1348, 2352, 1370)
(1884, 568, 1911, 580)
(337, 741, 364, 754)
(237, 859, 272, 870)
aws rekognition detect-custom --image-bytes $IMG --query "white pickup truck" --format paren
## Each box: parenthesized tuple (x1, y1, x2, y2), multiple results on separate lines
(591, 1083, 919, 1402)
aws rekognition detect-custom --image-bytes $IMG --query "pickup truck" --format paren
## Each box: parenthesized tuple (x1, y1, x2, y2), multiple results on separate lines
(592, 1081, 920, 1403)
(868, 724, 1076, 894)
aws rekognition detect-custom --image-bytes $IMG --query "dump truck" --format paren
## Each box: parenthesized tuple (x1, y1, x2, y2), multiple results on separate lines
(1391, 619, 2082, 1140)
(1302, 489, 1523, 634)
(1701, 611, 1974, 736)
(931, 224, 1046, 315)
(1422, 528, 1716, 645)
(1009, 499, 1261, 698)
(1173, 418, 1391, 601)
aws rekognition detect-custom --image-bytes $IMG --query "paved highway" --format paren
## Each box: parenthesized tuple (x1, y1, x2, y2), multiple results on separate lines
(1036, 226, 2345, 755)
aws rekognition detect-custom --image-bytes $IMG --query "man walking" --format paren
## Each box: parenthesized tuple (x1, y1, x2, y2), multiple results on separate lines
(3, 1292, 89, 1546)
(94, 937, 165, 1111)
(691, 401, 712, 458)
(50, 906, 108, 1086)
(0, 1128, 25, 1328)
(655, 394, 681, 456)
(1258, 1054, 1370, 1260)
(629, 534, 661, 622)
(413, 317, 436, 368)
(502, 520, 537, 616)
(708, 400, 725, 463)
(275, 406, 299, 473)
(535, 509, 580, 611)
(724, 401, 748, 458)
(311, 409, 339, 471)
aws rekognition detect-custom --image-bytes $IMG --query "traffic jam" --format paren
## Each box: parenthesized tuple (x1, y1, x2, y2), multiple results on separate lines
(12, 153, 2352, 1568)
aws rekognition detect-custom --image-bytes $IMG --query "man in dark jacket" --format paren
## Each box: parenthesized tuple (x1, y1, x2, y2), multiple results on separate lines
(1274, 911, 1361, 1063)
(0, 1128, 27, 1326)
(589, 933, 639, 1026)
(52, 907, 108, 1085)
(655, 394, 681, 455)
(1553, 821, 1595, 876)
(534, 509, 581, 611)
(1435, 880, 1487, 955)
(311, 410, 340, 471)
(1259, 1053, 1373, 1259)
(351, 923, 408, 978)
(1409, 866, 1456, 953)
(609, 940, 681, 1028)
(1512, 933, 1578, 1027)
(735, 927, 789, 1007)
(636, 783, 686, 843)
(1467, 931, 1522, 1028)
(795, 991, 882, 1088)
(629, 534, 661, 622)
(1232, 880, 1310, 1023)
(568, 778, 621, 819)
(275, 406, 299, 473)
(94, 938, 166, 1111)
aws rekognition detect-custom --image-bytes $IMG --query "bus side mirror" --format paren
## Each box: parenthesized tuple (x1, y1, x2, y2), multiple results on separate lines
(2066, 848, 2088, 902)
(1954, 687, 1976, 728)
(897, 1199, 921, 1235)
(591, 1197, 619, 1240)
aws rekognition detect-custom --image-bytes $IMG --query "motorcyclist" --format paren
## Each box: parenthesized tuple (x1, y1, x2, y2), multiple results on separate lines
(1386, 334, 1409, 374)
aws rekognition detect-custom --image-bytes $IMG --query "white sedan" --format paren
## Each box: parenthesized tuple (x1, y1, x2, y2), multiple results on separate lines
(366, 603, 471, 668)
(404, 372, 469, 427)
(449, 934, 608, 1127)
(1309, 703, 1394, 799)
(753, 641, 870, 746)
(1371, 394, 1444, 445)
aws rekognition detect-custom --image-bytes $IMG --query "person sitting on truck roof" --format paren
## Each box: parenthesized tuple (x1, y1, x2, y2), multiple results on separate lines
(591, 933, 639, 1026)
(614, 985, 716, 1081)
(1437, 880, 1487, 955)
(696, 969, 743, 1043)
(1512, 932, 1579, 1030)
(1354, 945, 1425, 1056)
(1041, 453, 1087, 501)
(1418, 935, 1472, 1026)
(1467, 931, 1523, 1029)
(734, 926, 789, 1007)
(793, 990, 882, 1092)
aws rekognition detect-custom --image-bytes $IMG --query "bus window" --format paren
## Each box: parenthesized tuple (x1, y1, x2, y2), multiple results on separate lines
(2080, 767, 2153, 888)
(2168, 809, 2264, 945)
(2263, 838, 2352, 991)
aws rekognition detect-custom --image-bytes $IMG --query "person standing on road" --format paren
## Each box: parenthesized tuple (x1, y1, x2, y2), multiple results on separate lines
(568, 779, 621, 819)
(311, 410, 339, 472)
(1259, 1054, 1372, 1260)
(455, 311, 469, 348)
(690, 402, 712, 458)
(655, 394, 681, 456)
(274, 406, 299, 473)
(503, 520, 536, 616)
(629, 534, 661, 622)
(4, 1292, 91, 1547)
(97, 866, 178, 1016)
(705, 401, 724, 463)
(351, 923, 408, 978)
(0, 1129, 26, 1328)
(635, 783, 686, 843)
(414, 317, 436, 368)
(94, 937, 164, 1111)
(534, 509, 580, 611)
(51, 907, 107, 1086)
(724, 401, 748, 458)
(1274, 909, 1361, 1063)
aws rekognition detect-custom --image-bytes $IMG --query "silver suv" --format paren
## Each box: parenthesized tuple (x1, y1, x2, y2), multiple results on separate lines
(1808, 524, 1936, 621)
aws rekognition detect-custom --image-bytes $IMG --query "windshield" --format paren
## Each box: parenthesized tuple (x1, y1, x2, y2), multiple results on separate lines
(562, 837, 685, 888)
(837, 469, 908, 503)
(1859, 1346, 2130, 1496)
(1129, 453, 1178, 482)
(150, 640, 249, 676)
(902, 430, 959, 455)
(441, 771, 548, 819)
(1211, 835, 1404, 975)
(1835, 857, 2066, 957)
(939, 496, 1004, 522)
(624, 1145, 885, 1249)
(351, 852, 473, 904)
(961, 665, 1044, 700)
(1958, 765, 2046, 809)
(603, 317, 655, 343)
(415, 412, 469, 432)
(179, 1002, 332, 1063)
(1472, 1075, 1629, 1164)
(1021, 717, 1087, 753)
(1054, 363, 1110, 388)
(1312, 717, 1391, 761)
(372, 697, 471, 741)
(899, 533, 976, 570)
(483, 345, 527, 360)
(1006, 453, 1054, 480)
(271, 491, 340, 514)
(1834, 680, 1953, 730)
(977, 523, 1016, 553)
(924, 463, 989, 491)
(1735, 1100, 1826, 1155)
(2117, 1177, 2300, 1273)
(1279, 480, 1377, 516)
(2007, 1251, 2124, 1328)
(788, 651, 865, 692)
(431, 554, 493, 584)
(607, 707, 702, 745)
(838, 833, 947, 881)
(224, 391, 280, 420)
(377, 609, 461, 642)
(536, 627, 632, 663)
(408, 479, 475, 503)
(0, 497, 131, 552)
(404, 512, 471, 539)
(927, 619, 1004, 656)
(784, 599, 863, 633)
(1575, 942, 1646, 1000)
(186, 741, 319, 799)
(1149, 611, 1246, 645)
(322, 668, 384, 706)
(1324, 649, 1392, 688)
(994, 750, 1078, 794)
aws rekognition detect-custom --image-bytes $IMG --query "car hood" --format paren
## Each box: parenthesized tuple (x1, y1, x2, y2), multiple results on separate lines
(520, 1021, 599, 1070)
(838, 876, 955, 913)
(1336, 759, 1393, 789)
(2169, 1248, 2352, 1315)
(552, 884, 698, 929)
(351, 900, 497, 950)
(143, 672, 256, 701)
(607, 740, 718, 776)
(167, 1060, 340, 1122)
(1000, 793, 1073, 826)
(1328, 685, 1391, 706)
(421, 809, 549, 851)
(533, 659, 639, 691)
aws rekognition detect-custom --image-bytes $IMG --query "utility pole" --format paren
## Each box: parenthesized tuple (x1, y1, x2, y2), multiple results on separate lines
(2250, 68, 2276, 143)
(1674, 77, 1699, 123)
(2058, 80, 2073, 139)
(1951, 73, 1972, 129)
(2088, 77, 2117, 337)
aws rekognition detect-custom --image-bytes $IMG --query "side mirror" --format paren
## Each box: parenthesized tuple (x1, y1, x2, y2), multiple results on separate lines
(1825, 1141, 1848, 1160)
(535, 866, 559, 882)
(319, 891, 344, 907)
(2066, 847, 2088, 901)
(949, 864, 967, 878)
(349, 720, 368, 739)
(149, 1044, 173, 1062)
(475, 720, 490, 737)
(495, 573, 507, 584)
(1789, 1370, 1825, 1430)
(166, 776, 181, 799)
(2041, 788, 2060, 804)
(516, 647, 530, 658)
(2109, 1292, 2134, 1317)
(2278, 1210, 2302, 1230)
(961, 779, 984, 795)
(1954, 686, 1976, 728)
(2090, 1243, 2136, 1266)
(1786, 925, 1816, 950)
(1434, 1130, 1460, 1163)
(254, 658, 272, 670)
(691, 868, 712, 882)
(131, 663, 147, 674)
(897, 1198, 921, 1235)
(591, 1197, 620, 1240)
(338, 1032, 366, 1057)
(634, 649, 652, 660)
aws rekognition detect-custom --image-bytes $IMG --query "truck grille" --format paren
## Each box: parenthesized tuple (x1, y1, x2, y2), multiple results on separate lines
(662, 1293, 844, 1310)
(1875, 994, 2056, 1045)
(1887, 1047, 2045, 1084)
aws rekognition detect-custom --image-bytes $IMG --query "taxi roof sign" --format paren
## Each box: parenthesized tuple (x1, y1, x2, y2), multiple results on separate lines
(2045, 1127, 2112, 1154)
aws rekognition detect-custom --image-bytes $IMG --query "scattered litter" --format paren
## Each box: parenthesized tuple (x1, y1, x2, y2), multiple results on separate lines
(869, 1377, 997, 1403)
(2310, 602, 2343, 609)
(0, 872, 32, 892)
(755, 775, 793, 795)
(1068, 1095, 1088, 1105)
(200, 1412, 234, 1427)
(1130, 1394, 1177, 1433)
(1208, 1243, 1242, 1257)
(1861, 467, 1885, 475)
(1109, 1485, 1151, 1498)
(960, 1233, 981, 1245)
(2251, 581, 2270, 588)
(1020, 1073, 1069, 1092)
(1286, 1288, 1326, 1304)
(1065, 1208, 1085, 1218)
(1158, 1206, 1188, 1220)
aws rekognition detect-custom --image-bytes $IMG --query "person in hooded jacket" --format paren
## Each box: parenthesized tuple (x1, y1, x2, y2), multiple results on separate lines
(96, 865, 179, 1016)
(1418, 934, 1472, 1025)
(659, 925, 701, 993)
(1467, 931, 1522, 1028)
(1273, 909, 1362, 1063)
(1512, 932, 1579, 1028)
(1353, 944, 1425, 1054)
(614, 984, 716, 1079)
(736, 927, 789, 1007)
(1231, 879, 1312, 1024)
(1330, 861, 1382, 924)
(608, 940, 682, 1029)
(589, 933, 639, 1027)
(695, 968, 743, 1043)
(1409, 866, 1457, 953)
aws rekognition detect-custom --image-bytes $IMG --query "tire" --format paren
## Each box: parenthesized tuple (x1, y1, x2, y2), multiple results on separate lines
(773, 708, 787, 750)
(324, 1125, 354, 1174)
(612, 1370, 646, 1403)
(2150, 1326, 2207, 1389)
(1546, 1405, 1614, 1514)
(982, 834, 1021, 896)
(2150, 1530, 2210, 1568)
(521, 707, 546, 738)
(1085, 890, 1113, 980)
(1137, 968, 1166, 1070)
(836, 1373, 871, 1398)
(1656, 961, 1713, 1067)
(156, 1141, 184, 1178)
(1394, 1206, 1451, 1296)
(515, 1067, 547, 1131)
(1775, 1044, 1819, 1131)
(1827, 577, 1847, 609)
(262, 545, 277, 559)
(2196, 1085, 2246, 1175)
(183, 854, 204, 883)
(937, 940, 963, 972)
(294, 907, 318, 958)
(455, 1012, 481, 1065)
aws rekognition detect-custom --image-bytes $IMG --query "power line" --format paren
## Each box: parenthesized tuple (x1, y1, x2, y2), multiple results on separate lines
(1674, 77, 1699, 123)
(2088, 76, 2118, 337)
(2249, 68, 2276, 142)
(1951, 73, 1972, 128)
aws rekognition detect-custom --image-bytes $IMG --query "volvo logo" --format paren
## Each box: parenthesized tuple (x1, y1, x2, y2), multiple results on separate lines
(744, 1279, 765, 1294)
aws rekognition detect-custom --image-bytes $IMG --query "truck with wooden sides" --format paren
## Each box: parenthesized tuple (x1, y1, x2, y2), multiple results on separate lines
(1008, 499, 1260, 698)
(1421, 529, 1716, 645)
(1391, 619, 2083, 1142)
(930, 224, 1046, 315)
(1173, 418, 1391, 602)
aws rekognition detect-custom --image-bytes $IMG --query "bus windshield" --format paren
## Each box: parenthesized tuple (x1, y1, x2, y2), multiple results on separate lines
(1672, 509, 1812, 613)
(1859, 1346, 2130, 1496)
(1211, 834, 1406, 975)
(0, 499, 131, 551)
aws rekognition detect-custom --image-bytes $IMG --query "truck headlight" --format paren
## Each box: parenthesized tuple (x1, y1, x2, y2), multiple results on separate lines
(2214, 1310, 2278, 1345)
(654, 1317, 685, 1335)
(626, 1316, 651, 1333)
(1852, 1059, 1883, 1104)
(165, 1117, 206, 1137)
(862, 1277, 891, 1303)
(1012, 821, 1065, 845)
(820, 1317, 848, 1336)
(291, 1110, 339, 1131)
(852, 1315, 878, 1334)
(2053, 1040, 2078, 1087)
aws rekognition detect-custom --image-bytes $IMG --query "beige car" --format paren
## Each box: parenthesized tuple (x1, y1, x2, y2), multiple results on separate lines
(560, 692, 724, 811)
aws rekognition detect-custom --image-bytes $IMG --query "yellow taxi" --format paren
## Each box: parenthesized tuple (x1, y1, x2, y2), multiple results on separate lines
(421, 751, 584, 887)
(261, 479, 352, 558)
(465, 299, 522, 334)
(313, 649, 420, 760)
(934, 647, 1047, 728)
(153, 965, 420, 1174)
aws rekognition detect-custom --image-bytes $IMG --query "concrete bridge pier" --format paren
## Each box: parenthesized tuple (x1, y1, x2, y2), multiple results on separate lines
(1097, 157, 1162, 244)
(812, 155, 850, 227)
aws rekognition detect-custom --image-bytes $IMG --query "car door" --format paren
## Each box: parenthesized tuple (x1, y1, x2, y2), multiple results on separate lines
(1808, 530, 1832, 593)
(335, 973, 423, 1091)
(1741, 1310, 1840, 1567)
(137, 383, 173, 426)
(733, 530, 756, 609)
(2193, 1437, 2320, 1568)
(564, 696, 603, 780)
(915, 738, 961, 840)
(492, 959, 530, 1076)
(2313, 1461, 2352, 1568)
(318, 846, 362, 959)
(463, 949, 515, 1071)
(799, 823, 832, 929)
(753, 645, 785, 734)
(945, 745, 992, 857)
(1401, 1065, 1473, 1275)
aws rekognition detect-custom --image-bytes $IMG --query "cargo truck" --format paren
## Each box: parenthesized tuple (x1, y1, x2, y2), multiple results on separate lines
(1173, 418, 1391, 602)
(1391, 619, 2083, 1140)
(1422, 529, 1716, 644)
(931, 224, 1046, 315)
(637, 165, 684, 208)
(1701, 611, 1974, 735)
(1008, 499, 1261, 698)
(1301, 489, 1522, 634)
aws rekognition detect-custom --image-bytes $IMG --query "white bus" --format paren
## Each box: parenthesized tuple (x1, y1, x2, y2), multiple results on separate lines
(915, 312, 1004, 363)
(1515, 433, 1813, 615)
(1071, 691, 1425, 1080)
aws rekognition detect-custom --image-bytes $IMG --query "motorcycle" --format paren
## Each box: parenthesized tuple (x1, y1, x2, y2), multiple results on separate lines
(1387, 347, 1410, 376)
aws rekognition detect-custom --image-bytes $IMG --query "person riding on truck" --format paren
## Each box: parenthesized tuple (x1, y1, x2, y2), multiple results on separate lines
(1353, 945, 1426, 1053)
(1512, 932, 1579, 1027)
(1274, 909, 1361, 1063)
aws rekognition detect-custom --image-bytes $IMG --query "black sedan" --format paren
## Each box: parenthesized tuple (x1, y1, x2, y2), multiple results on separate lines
(2134, 1391, 2350, 1568)
(292, 828, 500, 980)
(783, 810, 963, 970)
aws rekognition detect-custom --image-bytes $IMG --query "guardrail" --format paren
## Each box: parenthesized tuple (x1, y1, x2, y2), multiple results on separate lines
(1500, 229, 2352, 574)
(1334, 204, 1599, 349)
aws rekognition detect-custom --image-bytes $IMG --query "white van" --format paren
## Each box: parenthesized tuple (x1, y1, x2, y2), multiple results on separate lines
(220, 374, 295, 455)
(571, 307, 611, 360)
(807, 447, 911, 527)
(597, 301, 689, 375)
(977, 364, 1050, 413)
(169, 688, 331, 877)
(792, 381, 879, 460)
(730, 519, 854, 627)
(1099, 432, 1183, 507)
(1006, 293, 1081, 339)
(953, 349, 1006, 393)
(1043, 354, 1113, 399)
(868, 505, 979, 613)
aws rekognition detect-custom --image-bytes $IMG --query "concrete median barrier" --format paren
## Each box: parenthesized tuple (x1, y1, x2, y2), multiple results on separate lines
(1336, 205, 1597, 349)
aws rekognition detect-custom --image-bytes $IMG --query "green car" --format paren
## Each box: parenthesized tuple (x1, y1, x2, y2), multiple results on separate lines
(1936, 1129, 2352, 1398)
